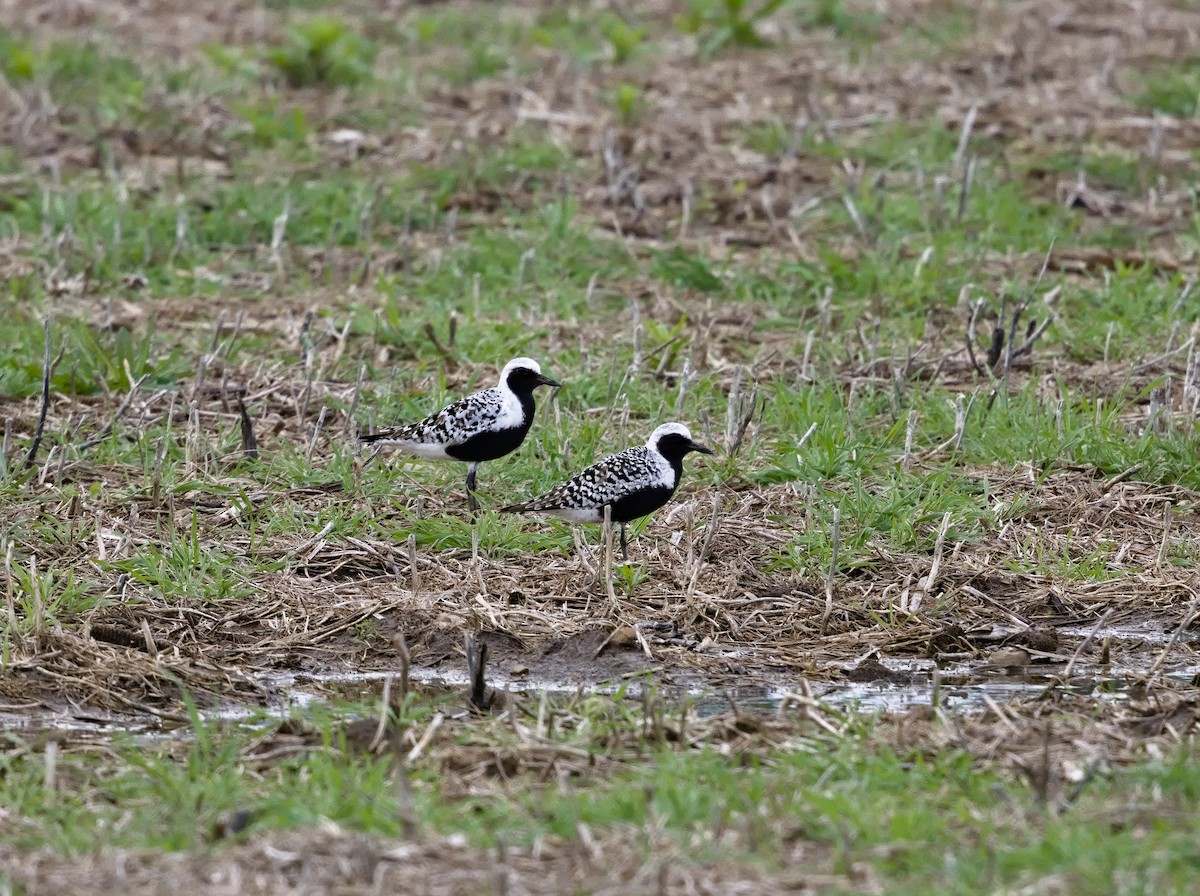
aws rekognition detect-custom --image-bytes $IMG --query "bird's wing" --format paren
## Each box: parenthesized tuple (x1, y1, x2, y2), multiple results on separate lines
(365, 388, 503, 445)
(504, 447, 650, 511)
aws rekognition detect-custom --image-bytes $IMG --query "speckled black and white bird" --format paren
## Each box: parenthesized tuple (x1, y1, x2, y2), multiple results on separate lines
(361, 357, 560, 510)
(500, 422, 713, 558)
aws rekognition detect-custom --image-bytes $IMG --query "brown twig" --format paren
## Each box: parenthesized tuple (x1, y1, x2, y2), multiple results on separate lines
(965, 299, 986, 378)
(237, 398, 258, 460)
(1003, 242, 1057, 374)
(25, 317, 57, 469)
(369, 674, 393, 753)
(421, 321, 455, 360)
(394, 631, 411, 702)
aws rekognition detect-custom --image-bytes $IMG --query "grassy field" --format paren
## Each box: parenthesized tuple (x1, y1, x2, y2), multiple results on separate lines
(2, 0, 1200, 892)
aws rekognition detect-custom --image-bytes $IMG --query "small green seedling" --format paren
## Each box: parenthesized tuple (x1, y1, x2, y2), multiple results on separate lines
(267, 17, 377, 87)
(678, 0, 789, 57)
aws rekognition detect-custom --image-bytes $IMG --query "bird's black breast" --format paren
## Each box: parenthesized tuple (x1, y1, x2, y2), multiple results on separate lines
(445, 391, 535, 463)
(446, 419, 532, 462)
(607, 484, 677, 523)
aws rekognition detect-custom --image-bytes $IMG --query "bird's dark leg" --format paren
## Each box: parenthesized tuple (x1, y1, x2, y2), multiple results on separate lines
(619, 523, 628, 561)
(465, 462, 479, 512)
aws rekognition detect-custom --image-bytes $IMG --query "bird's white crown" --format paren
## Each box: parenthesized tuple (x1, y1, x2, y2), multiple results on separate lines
(499, 356, 542, 383)
(647, 422, 693, 448)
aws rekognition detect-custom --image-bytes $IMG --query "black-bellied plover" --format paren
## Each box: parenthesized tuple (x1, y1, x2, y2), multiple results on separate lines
(500, 422, 712, 557)
(361, 357, 560, 509)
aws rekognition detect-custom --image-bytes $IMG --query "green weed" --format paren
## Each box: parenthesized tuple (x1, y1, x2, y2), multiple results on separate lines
(795, 0, 883, 42)
(600, 14, 648, 64)
(412, 8, 526, 83)
(0, 29, 36, 82)
(651, 246, 725, 293)
(740, 119, 806, 156)
(111, 512, 263, 604)
(1134, 64, 1200, 118)
(0, 316, 186, 400)
(267, 18, 377, 88)
(678, 0, 789, 56)
(1032, 149, 1145, 193)
(33, 41, 145, 126)
(613, 561, 651, 596)
(610, 82, 645, 125)
(232, 99, 311, 147)
(1, 550, 96, 636)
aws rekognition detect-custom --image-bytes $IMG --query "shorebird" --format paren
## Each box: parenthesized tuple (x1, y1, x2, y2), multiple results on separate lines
(361, 357, 560, 509)
(500, 422, 713, 558)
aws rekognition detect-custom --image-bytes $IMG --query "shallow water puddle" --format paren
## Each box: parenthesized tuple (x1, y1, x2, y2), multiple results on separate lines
(265, 654, 1200, 719)
(0, 706, 162, 738)
(7, 653, 1197, 739)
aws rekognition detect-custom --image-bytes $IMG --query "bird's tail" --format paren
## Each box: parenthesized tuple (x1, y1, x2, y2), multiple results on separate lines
(499, 498, 544, 514)
(360, 425, 413, 444)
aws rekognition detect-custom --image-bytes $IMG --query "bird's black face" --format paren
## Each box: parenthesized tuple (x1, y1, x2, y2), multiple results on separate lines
(507, 366, 561, 392)
(655, 432, 714, 461)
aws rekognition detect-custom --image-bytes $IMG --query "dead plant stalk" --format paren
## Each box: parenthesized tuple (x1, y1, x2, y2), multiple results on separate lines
(24, 317, 55, 470)
(603, 504, 618, 607)
(912, 512, 952, 611)
(687, 495, 722, 599)
(820, 507, 841, 635)
(4, 539, 16, 635)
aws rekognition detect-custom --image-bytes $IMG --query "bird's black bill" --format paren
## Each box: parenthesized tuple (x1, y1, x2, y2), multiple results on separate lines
(690, 440, 714, 455)
(536, 374, 561, 388)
